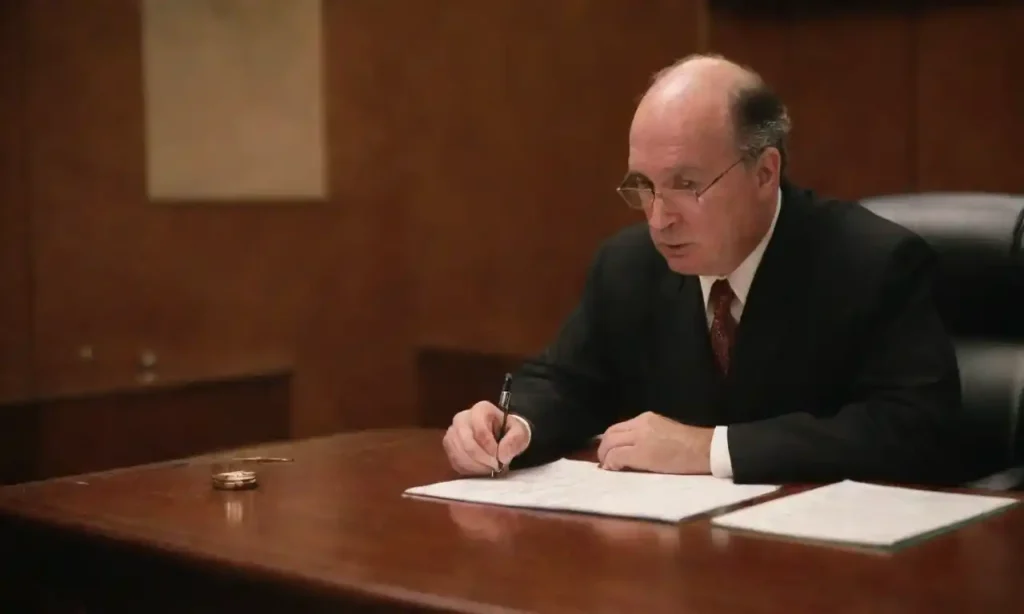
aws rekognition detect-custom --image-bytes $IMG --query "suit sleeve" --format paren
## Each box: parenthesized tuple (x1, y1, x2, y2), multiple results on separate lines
(507, 247, 621, 468)
(727, 236, 966, 485)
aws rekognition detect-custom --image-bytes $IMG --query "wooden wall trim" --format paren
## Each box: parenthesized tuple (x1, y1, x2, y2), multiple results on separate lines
(0, 366, 294, 408)
(0, 371, 292, 485)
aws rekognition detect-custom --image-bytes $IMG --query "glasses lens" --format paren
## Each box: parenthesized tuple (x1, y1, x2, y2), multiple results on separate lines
(617, 188, 650, 210)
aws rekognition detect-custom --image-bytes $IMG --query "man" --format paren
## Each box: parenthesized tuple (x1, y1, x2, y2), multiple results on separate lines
(442, 54, 965, 485)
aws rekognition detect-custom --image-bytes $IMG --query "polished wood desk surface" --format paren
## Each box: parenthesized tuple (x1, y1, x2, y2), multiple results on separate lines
(1, 428, 1023, 613)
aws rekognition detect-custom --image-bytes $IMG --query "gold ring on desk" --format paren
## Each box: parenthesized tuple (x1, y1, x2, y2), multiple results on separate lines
(212, 470, 258, 491)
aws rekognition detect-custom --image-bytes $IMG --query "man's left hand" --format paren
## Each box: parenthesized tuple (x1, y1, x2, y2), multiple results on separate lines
(596, 412, 714, 474)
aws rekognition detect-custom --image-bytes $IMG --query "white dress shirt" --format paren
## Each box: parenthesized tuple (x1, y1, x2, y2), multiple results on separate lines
(510, 189, 783, 477)
(699, 189, 782, 478)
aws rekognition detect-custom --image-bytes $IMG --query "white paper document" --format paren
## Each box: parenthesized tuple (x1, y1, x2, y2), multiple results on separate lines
(403, 459, 779, 523)
(711, 480, 1019, 548)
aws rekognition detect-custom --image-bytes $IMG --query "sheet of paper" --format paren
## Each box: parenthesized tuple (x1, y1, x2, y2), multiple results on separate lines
(711, 479, 1019, 548)
(403, 459, 779, 523)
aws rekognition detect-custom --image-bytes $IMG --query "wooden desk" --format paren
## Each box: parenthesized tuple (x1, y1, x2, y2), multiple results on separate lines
(0, 429, 1022, 613)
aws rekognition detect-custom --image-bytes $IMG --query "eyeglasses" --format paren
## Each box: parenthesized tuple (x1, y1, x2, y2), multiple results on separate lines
(616, 157, 747, 211)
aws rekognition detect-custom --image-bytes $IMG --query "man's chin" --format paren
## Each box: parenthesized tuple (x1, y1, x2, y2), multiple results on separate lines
(657, 245, 705, 274)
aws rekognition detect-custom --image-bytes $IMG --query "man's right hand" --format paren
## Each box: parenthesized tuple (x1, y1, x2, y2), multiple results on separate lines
(443, 401, 531, 475)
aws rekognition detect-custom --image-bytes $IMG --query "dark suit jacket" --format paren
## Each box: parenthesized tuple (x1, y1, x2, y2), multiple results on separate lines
(508, 182, 967, 485)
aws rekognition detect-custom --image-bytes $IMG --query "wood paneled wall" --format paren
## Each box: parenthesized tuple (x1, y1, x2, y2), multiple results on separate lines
(0, 0, 324, 479)
(290, 0, 706, 435)
(23, 2, 338, 399)
(914, 5, 1023, 191)
(3, 0, 698, 478)
(709, 2, 1024, 199)
(1, 0, 1020, 480)
(0, 0, 32, 403)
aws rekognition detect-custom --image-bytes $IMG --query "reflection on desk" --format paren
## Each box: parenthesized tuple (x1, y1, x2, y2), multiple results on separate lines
(0, 428, 1022, 613)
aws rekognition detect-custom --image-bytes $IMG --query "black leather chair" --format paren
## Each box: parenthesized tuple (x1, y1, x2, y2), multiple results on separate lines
(860, 192, 1024, 489)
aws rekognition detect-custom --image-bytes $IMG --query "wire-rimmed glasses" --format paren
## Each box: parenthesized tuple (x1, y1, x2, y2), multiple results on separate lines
(616, 157, 746, 211)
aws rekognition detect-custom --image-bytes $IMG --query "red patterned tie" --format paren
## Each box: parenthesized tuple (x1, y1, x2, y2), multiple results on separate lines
(709, 279, 737, 375)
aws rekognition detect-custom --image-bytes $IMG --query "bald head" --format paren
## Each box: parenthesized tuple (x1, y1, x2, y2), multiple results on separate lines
(622, 53, 790, 277)
(629, 53, 790, 180)
(632, 55, 762, 154)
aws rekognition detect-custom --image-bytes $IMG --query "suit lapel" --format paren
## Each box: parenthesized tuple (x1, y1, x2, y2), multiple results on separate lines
(725, 185, 813, 421)
(652, 272, 723, 426)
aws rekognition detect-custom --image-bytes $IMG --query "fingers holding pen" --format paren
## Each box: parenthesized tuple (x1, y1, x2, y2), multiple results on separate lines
(443, 426, 477, 474)
(453, 408, 500, 471)
(495, 419, 529, 466)
(468, 402, 500, 456)
(443, 380, 529, 476)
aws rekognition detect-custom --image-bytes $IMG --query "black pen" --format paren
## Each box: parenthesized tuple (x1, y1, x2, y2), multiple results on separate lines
(491, 373, 513, 477)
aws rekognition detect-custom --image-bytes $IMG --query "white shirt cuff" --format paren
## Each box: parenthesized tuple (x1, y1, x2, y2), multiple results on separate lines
(510, 414, 532, 447)
(709, 425, 733, 478)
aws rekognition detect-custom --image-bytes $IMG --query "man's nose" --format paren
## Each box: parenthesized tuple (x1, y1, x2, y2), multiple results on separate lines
(646, 194, 675, 230)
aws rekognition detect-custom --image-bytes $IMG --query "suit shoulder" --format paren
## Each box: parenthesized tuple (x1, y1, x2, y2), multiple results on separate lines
(804, 191, 932, 270)
(590, 223, 664, 283)
(787, 190, 937, 313)
(597, 222, 656, 254)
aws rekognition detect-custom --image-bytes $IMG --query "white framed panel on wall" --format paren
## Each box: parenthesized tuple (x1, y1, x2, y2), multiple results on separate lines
(141, 0, 326, 202)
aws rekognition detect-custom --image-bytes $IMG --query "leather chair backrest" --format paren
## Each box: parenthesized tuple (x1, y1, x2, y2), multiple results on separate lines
(860, 193, 1024, 479)
(861, 193, 1024, 338)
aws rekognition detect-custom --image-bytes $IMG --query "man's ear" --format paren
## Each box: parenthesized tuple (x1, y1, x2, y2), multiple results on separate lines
(756, 147, 782, 191)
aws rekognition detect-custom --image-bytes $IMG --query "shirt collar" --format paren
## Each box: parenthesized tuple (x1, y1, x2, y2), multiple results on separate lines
(699, 188, 782, 307)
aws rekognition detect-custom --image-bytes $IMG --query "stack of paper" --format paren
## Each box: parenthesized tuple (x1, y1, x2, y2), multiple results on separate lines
(403, 459, 779, 523)
(711, 480, 1019, 548)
